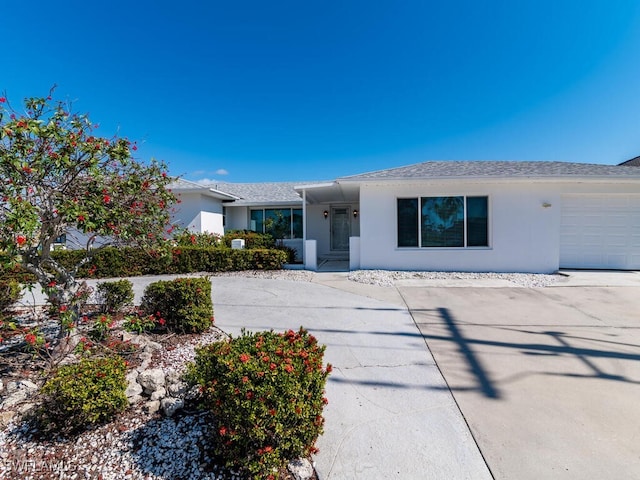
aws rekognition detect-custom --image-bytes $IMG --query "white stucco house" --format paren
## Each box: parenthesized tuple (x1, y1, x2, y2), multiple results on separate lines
(171, 161, 640, 273)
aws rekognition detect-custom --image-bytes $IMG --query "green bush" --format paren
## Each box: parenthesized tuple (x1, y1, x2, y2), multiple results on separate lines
(185, 328, 331, 479)
(49, 245, 286, 278)
(140, 277, 213, 333)
(0, 279, 21, 315)
(275, 245, 297, 264)
(96, 279, 134, 313)
(222, 230, 275, 249)
(174, 231, 223, 247)
(38, 356, 128, 435)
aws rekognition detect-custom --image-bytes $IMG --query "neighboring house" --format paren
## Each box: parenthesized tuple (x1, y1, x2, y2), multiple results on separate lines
(170, 161, 640, 273)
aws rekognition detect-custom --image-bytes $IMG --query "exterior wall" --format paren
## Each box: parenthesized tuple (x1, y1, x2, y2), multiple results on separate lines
(358, 181, 562, 273)
(173, 193, 224, 235)
(225, 206, 249, 231)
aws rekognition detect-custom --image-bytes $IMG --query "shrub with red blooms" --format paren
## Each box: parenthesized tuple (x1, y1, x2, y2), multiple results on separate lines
(185, 328, 331, 479)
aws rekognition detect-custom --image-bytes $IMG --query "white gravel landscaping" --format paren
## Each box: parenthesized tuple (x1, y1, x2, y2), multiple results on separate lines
(347, 269, 562, 288)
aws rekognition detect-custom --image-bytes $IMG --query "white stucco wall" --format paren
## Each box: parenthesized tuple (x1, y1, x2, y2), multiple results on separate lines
(172, 193, 225, 235)
(224, 206, 249, 231)
(358, 181, 562, 273)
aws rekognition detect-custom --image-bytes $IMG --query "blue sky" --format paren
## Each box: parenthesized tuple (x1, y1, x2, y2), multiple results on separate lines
(3, 1, 640, 183)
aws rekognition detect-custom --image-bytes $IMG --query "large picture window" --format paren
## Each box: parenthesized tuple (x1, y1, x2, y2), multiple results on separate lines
(250, 208, 303, 239)
(397, 196, 488, 248)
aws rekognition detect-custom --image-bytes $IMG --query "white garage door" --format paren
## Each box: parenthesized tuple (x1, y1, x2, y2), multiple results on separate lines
(560, 195, 640, 269)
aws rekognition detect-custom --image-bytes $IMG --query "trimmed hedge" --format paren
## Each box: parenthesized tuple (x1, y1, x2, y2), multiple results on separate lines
(221, 230, 275, 249)
(47, 246, 287, 279)
(96, 279, 134, 313)
(140, 277, 214, 333)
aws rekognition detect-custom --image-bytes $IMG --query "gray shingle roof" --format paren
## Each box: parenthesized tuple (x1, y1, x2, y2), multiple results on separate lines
(339, 161, 640, 181)
(619, 156, 640, 166)
(209, 182, 311, 205)
(168, 179, 239, 200)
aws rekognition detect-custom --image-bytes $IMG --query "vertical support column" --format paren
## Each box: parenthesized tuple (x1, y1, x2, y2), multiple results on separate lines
(349, 236, 360, 271)
(305, 240, 317, 271)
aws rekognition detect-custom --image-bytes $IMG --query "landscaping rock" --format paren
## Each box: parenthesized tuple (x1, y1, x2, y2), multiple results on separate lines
(137, 368, 166, 395)
(0, 410, 16, 426)
(125, 372, 144, 404)
(150, 387, 166, 401)
(288, 458, 315, 480)
(144, 400, 161, 415)
(1, 380, 38, 409)
(166, 380, 188, 398)
(161, 397, 184, 417)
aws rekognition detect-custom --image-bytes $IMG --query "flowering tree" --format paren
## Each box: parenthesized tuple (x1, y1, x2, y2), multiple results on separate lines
(0, 89, 177, 316)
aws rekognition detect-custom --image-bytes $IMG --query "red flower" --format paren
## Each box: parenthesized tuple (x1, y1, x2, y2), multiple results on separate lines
(269, 363, 277, 371)
(0, 97, 5, 103)
(326, 364, 333, 374)
(78, 215, 85, 222)
(16, 235, 26, 246)
(47, 280, 57, 287)
(239, 353, 250, 363)
(132, 144, 138, 151)
(24, 333, 37, 345)
(242, 376, 249, 383)
(263, 446, 273, 453)
(103, 194, 111, 203)
(59, 305, 68, 313)
(158, 318, 166, 326)
(22, 166, 32, 174)
(219, 426, 227, 436)
(284, 364, 294, 373)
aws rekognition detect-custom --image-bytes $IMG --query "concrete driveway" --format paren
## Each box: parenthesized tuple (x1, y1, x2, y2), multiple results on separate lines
(211, 276, 491, 480)
(399, 282, 640, 480)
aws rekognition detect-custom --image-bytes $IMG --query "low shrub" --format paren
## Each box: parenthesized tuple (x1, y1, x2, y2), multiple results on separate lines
(275, 245, 297, 264)
(38, 356, 128, 435)
(122, 312, 161, 334)
(185, 328, 331, 479)
(89, 314, 114, 341)
(174, 231, 223, 247)
(0, 279, 21, 315)
(96, 279, 134, 313)
(140, 277, 213, 333)
(222, 230, 275, 249)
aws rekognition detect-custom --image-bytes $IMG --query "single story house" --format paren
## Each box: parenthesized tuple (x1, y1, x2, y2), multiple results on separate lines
(171, 161, 640, 273)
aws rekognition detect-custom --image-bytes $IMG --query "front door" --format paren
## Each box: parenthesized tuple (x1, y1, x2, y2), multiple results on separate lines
(331, 207, 350, 251)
